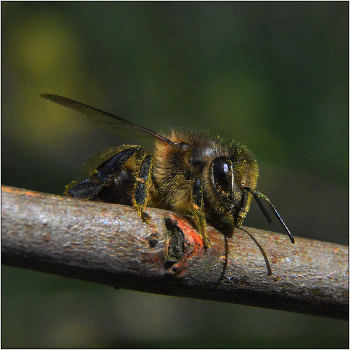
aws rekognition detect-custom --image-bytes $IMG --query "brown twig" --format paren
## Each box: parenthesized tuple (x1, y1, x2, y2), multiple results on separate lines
(1, 185, 348, 320)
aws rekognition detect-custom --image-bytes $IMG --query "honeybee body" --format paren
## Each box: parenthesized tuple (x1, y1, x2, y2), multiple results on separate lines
(41, 94, 294, 247)
(65, 129, 258, 247)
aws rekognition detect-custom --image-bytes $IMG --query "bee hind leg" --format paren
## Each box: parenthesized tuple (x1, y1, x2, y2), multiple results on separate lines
(66, 147, 141, 200)
(65, 179, 103, 199)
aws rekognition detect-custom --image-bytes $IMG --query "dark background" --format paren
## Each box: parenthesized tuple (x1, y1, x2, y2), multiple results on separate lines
(2, 2, 348, 348)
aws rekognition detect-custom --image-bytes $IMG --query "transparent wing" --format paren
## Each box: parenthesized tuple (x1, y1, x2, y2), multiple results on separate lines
(41, 94, 174, 145)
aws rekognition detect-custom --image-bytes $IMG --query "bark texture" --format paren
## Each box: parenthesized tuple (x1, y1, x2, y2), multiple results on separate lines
(2, 185, 348, 320)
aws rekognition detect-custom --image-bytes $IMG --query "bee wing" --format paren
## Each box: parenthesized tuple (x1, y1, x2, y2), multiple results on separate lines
(41, 94, 174, 145)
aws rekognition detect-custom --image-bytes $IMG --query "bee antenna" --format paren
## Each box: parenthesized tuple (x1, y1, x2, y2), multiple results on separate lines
(244, 187, 272, 225)
(242, 186, 295, 244)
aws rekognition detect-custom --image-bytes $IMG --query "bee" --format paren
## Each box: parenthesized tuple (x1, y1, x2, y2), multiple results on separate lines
(41, 94, 294, 247)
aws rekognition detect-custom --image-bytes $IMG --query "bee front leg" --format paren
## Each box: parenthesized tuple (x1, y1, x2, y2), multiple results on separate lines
(191, 177, 211, 248)
(132, 154, 153, 223)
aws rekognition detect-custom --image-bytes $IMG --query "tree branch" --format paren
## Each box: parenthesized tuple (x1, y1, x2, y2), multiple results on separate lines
(2, 185, 348, 320)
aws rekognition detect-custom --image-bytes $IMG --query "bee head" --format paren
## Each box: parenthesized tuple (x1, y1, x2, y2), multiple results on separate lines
(208, 153, 257, 221)
(208, 150, 294, 244)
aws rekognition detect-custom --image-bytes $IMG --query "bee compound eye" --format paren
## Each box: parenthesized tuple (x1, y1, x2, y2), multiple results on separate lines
(211, 157, 233, 195)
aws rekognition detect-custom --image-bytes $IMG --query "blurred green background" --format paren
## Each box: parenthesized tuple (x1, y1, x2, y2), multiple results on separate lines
(2, 2, 348, 348)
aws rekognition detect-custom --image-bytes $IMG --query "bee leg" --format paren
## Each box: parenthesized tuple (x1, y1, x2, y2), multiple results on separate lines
(132, 154, 153, 223)
(66, 147, 141, 199)
(191, 177, 211, 248)
(65, 179, 103, 199)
